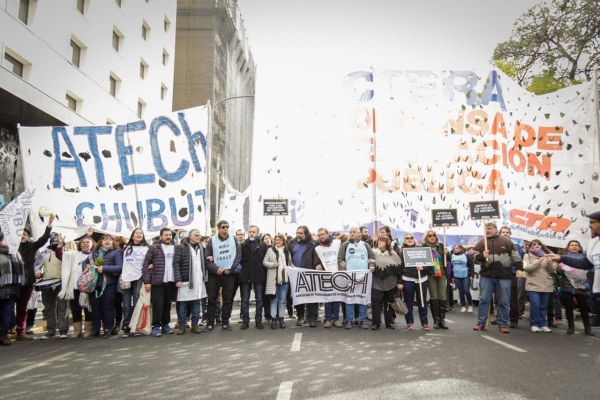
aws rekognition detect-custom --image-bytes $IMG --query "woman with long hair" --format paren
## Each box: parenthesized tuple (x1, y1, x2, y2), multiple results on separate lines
(371, 236, 402, 329)
(422, 229, 449, 329)
(263, 234, 291, 329)
(120, 229, 149, 337)
(88, 235, 123, 338)
(556, 240, 595, 335)
(451, 244, 475, 313)
(523, 239, 557, 333)
(399, 233, 431, 331)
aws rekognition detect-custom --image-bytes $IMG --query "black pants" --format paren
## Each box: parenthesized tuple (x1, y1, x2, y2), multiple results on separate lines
(286, 287, 294, 315)
(114, 292, 123, 326)
(561, 291, 590, 324)
(371, 288, 395, 327)
(70, 290, 91, 323)
(263, 285, 272, 319)
(207, 273, 235, 324)
(295, 303, 318, 320)
(509, 275, 519, 323)
(151, 282, 176, 328)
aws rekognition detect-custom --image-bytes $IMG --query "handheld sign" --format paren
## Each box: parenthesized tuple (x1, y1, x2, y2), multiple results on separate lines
(468, 200, 500, 220)
(431, 209, 458, 227)
(263, 199, 289, 216)
(402, 247, 434, 267)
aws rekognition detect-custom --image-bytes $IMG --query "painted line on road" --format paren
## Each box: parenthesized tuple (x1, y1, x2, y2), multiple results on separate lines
(0, 351, 76, 382)
(291, 333, 302, 352)
(444, 319, 455, 323)
(481, 335, 527, 353)
(276, 381, 293, 400)
(425, 333, 452, 337)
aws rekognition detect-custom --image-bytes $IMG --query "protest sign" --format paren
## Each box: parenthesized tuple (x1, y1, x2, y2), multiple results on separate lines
(432, 209, 458, 227)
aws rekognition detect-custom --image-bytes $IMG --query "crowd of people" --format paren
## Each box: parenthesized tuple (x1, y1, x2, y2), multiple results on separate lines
(0, 210, 599, 345)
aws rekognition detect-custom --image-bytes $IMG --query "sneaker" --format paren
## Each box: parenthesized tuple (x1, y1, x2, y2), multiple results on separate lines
(359, 322, 369, 329)
(422, 325, 431, 331)
(467, 306, 473, 313)
(222, 323, 232, 331)
(539, 326, 552, 333)
(295, 320, 302, 327)
(472, 324, 484, 331)
(152, 327, 162, 337)
(407, 324, 414, 330)
(40, 333, 55, 340)
(333, 321, 343, 328)
(498, 326, 510, 334)
(59, 330, 69, 339)
(460, 307, 467, 313)
(202, 324, 214, 332)
(345, 322, 353, 329)
(162, 325, 173, 334)
(121, 328, 131, 338)
(554, 318, 562, 325)
(323, 321, 332, 328)
(16, 333, 33, 341)
(531, 326, 540, 333)
(386, 324, 395, 330)
(509, 321, 518, 329)
(371, 324, 379, 330)
(216, 319, 222, 325)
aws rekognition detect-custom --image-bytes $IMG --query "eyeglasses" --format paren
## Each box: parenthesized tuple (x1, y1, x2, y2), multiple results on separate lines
(220, 226, 229, 229)
(404, 237, 414, 240)
(427, 234, 436, 237)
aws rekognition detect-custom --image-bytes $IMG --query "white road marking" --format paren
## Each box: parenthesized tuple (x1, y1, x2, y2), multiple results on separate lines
(425, 333, 452, 337)
(444, 319, 455, 323)
(291, 333, 302, 352)
(481, 335, 527, 353)
(276, 381, 294, 400)
(0, 351, 76, 382)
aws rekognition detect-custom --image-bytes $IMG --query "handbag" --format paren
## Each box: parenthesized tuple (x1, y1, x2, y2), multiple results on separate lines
(119, 275, 131, 290)
(77, 265, 98, 294)
(131, 285, 152, 336)
(391, 290, 408, 315)
(33, 278, 61, 292)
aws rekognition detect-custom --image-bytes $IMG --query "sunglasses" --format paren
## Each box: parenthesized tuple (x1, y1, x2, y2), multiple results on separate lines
(427, 234, 436, 237)
(220, 226, 229, 229)
(405, 237, 414, 240)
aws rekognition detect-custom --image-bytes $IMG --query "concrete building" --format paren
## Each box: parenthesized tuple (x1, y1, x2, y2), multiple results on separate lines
(174, 0, 256, 227)
(0, 0, 177, 204)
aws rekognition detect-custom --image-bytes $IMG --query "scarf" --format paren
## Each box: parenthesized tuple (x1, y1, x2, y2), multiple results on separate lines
(273, 246, 289, 285)
(529, 248, 546, 258)
(320, 237, 333, 246)
(91, 247, 111, 298)
(567, 251, 583, 258)
(0, 251, 24, 286)
(425, 242, 443, 277)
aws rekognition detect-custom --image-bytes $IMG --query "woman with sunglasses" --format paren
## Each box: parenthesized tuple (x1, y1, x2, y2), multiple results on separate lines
(371, 236, 403, 329)
(423, 229, 450, 329)
(523, 239, 557, 333)
(399, 233, 431, 330)
(450, 245, 474, 313)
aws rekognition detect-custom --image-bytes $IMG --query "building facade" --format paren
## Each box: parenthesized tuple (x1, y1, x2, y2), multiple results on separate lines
(0, 0, 177, 205)
(174, 0, 255, 227)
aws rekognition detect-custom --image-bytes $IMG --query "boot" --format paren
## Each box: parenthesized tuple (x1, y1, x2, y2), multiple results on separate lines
(83, 321, 94, 338)
(430, 300, 440, 329)
(73, 321, 83, 338)
(271, 318, 277, 329)
(584, 322, 595, 336)
(567, 320, 575, 334)
(279, 318, 286, 329)
(438, 300, 448, 330)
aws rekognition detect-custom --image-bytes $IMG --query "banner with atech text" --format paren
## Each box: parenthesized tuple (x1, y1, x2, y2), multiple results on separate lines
(286, 268, 372, 305)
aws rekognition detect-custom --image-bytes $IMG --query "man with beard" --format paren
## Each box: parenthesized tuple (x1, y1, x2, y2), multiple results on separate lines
(289, 226, 320, 327)
(315, 228, 343, 328)
(239, 225, 269, 329)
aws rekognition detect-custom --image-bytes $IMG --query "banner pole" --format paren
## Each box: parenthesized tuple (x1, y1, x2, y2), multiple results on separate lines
(443, 227, 447, 266)
(417, 269, 425, 307)
(594, 67, 600, 173)
(483, 223, 488, 261)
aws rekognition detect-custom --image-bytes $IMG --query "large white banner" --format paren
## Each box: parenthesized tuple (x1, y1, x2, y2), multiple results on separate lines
(286, 268, 372, 305)
(0, 189, 34, 254)
(19, 107, 209, 238)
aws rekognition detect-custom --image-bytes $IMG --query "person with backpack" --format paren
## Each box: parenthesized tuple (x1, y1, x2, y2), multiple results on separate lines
(450, 244, 475, 313)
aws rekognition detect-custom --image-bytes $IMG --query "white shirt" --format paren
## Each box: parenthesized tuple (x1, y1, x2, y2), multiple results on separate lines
(121, 245, 149, 282)
(162, 244, 175, 283)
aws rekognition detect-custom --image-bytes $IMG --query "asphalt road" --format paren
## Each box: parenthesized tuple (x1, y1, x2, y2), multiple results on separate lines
(1, 305, 598, 400)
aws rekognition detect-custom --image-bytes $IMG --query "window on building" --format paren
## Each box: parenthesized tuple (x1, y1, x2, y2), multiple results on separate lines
(66, 94, 77, 111)
(112, 30, 121, 52)
(76, 0, 85, 14)
(160, 84, 167, 100)
(70, 40, 81, 67)
(3, 53, 24, 77)
(137, 101, 144, 118)
(162, 49, 168, 66)
(164, 16, 170, 32)
(139, 60, 148, 79)
(115, 0, 122, 7)
(109, 75, 117, 97)
(18, 0, 29, 24)
(142, 21, 150, 41)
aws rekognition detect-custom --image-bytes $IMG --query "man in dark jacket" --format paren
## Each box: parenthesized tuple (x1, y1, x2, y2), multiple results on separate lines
(143, 228, 176, 337)
(0, 231, 25, 346)
(204, 220, 242, 332)
(173, 229, 207, 334)
(472, 222, 522, 333)
(14, 214, 54, 341)
(239, 225, 269, 330)
(289, 226, 320, 327)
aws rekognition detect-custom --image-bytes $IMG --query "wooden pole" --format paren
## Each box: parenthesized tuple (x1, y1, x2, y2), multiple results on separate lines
(483, 224, 488, 261)
(417, 268, 425, 307)
(443, 227, 447, 266)
(486, 304, 492, 326)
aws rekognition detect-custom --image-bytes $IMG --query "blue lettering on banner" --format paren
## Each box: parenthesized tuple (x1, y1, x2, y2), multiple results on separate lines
(52, 127, 87, 188)
(149, 116, 189, 182)
(115, 121, 154, 185)
(178, 112, 206, 172)
(74, 126, 112, 187)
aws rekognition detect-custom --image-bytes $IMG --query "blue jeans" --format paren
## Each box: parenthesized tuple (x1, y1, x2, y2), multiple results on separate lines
(89, 283, 118, 333)
(177, 300, 201, 327)
(345, 303, 367, 322)
(528, 291, 551, 328)
(455, 277, 473, 307)
(477, 277, 511, 327)
(325, 302, 341, 321)
(402, 279, 429, 325)
(241, 282, 264, 323)
(270, 284, 289, 318)
(0, 298, 16, 336)
(121, 278, 143, 330)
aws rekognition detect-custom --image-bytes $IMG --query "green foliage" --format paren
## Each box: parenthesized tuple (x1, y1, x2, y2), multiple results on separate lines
(493, 0, 600, 93)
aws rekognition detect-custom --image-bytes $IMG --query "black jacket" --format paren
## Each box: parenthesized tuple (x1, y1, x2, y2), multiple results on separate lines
(174, 240, 207, 284)
(18, 226, 52, 286)
(288, 238, 320, 269)
(239, 239, 269, 283)
(398, 244, 433, 280)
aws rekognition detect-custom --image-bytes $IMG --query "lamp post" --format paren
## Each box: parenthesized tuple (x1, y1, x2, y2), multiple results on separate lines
(205, 95, 255, 233)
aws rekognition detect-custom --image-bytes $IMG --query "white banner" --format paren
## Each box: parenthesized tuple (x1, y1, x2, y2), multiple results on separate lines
(286, 267, 372, 305)
(0, 189, 35, 254)
(19, 107, 209, 238)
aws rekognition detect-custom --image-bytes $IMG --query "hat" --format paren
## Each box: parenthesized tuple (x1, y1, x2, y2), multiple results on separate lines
(585, 211, 600, 221)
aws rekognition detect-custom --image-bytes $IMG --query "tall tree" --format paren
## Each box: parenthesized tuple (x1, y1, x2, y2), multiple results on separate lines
(493, 0, 599, 94)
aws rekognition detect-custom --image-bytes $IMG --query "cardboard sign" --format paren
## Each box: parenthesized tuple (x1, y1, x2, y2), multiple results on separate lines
(431, 208, 458, 227)
(263, 199, 289, 216)
(402, 247, 433, 267)
(469, 200, 500, 220)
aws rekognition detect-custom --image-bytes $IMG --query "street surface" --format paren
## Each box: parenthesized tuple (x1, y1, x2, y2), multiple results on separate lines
(1, 305, 598, 400)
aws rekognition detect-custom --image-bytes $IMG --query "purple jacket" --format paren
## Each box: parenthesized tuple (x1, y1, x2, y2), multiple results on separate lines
(142, 241, 175, 286)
